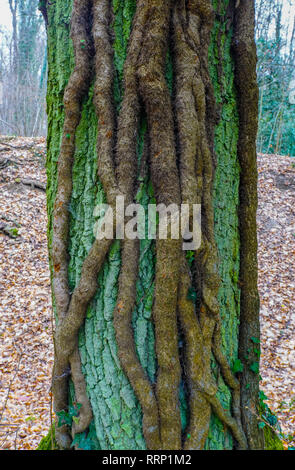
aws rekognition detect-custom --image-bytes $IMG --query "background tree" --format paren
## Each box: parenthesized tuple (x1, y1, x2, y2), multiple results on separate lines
(0, 0, 47, 136)
(41, 0, 282, 451)
(255, 0, 295, 156)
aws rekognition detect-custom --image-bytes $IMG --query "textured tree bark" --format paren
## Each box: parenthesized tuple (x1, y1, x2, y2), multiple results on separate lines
(44, 0, 264, 450)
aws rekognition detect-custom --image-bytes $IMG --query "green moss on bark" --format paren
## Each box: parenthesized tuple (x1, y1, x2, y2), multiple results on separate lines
(264, 426, 284, 451)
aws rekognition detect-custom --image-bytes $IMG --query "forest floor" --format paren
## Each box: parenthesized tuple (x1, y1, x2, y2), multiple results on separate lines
(0, 137, 295, 450)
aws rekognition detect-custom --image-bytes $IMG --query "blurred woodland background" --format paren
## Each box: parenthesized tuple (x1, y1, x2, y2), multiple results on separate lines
(0, 0, 294, 154)
(0, 0, 47, 137)
(255, 0, 295, 156)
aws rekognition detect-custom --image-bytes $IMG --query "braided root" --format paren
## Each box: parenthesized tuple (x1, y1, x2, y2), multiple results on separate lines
(174, 0, 247, 450)
(52, 0, 94, 448)
(51, 0, 257, 450)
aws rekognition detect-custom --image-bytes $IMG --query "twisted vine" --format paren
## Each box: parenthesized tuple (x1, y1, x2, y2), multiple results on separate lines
(173, 0, 247, 450)
(51, 0, 94, 449)
(233, 0, 263, 449)
(49, 0, 259, 450)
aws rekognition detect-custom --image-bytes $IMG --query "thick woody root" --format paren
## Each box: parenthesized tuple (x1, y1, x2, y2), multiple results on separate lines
(173, 1, 203, 210)
(115, 0, 149, 198)
(174, 0, 247, 449)
(137, 0, 183, 450)
(152, 239, 182, 450)
(52, 0, 154, 449)
(53, 0, 124, 448)
(52, 0, 93, 323)
(70, 349, 93, 436)
(212, 322, 244, 434)
(178, 256, 214, 450)
(233, 0, 263, 449)
(112, 0, 161, 451)
(54, 0, 126, 447)
(178, 256, 247, 450)
(51, 0, 255, 451)
(54, 0, 158, 450)
(113, 239, 161, 450)
(92, 0, 118, 206)
(52, 0, 94, 449)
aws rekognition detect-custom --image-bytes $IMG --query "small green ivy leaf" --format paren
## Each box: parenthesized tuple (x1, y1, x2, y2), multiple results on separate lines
(71, 432, 93, 450)
(250, 361, 259, 374)
(187, 287, 197, 304)
(66, 133, 71, 139)
(267, 414, 277, 426)
(259, 390, 268, 411)
(69, 405, 78, 418)
(258, 422, 266, 429)
(254, 348, 261, 358)
(72, 416, 79, 424)
(185, 251, 195, 267)
(232, 359, 244, 373)
(259, 390, 268, 401)
(69, 402, 82, 418)
(251, 336, 260, 344)
(56, 410, 72, 427)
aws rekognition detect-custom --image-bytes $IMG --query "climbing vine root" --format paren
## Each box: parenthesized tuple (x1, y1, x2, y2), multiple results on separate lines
(48, 0, 258, 450)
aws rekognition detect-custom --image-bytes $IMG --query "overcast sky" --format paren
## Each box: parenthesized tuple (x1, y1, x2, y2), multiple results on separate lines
(0, 0, 12, 30)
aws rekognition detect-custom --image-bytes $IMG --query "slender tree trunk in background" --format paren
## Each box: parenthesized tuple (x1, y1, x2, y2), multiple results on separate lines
(8, 0, 18, 74)
(8, 0, 19, 129)
(42, 0, 279, 450)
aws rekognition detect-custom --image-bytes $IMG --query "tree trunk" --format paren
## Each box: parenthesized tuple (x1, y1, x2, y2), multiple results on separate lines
(43, 0, 270, 450)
